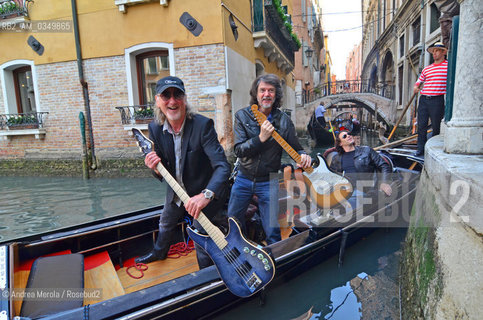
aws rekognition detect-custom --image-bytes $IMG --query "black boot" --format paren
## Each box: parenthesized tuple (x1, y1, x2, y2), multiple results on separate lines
(135, 250, 166, 264)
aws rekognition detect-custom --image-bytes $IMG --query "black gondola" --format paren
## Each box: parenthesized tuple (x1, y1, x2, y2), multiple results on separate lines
(0, 153, 420, 320)
(307, 113, 334, 146)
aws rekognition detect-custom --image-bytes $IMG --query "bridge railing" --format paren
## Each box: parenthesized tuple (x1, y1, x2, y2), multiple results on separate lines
(300, 80, 395, 105)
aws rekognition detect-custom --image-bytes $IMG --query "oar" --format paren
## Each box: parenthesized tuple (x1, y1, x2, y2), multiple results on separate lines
(328, 119, 336, 141)
(374, 134, 418, 151)
(387, 91, 417, 141)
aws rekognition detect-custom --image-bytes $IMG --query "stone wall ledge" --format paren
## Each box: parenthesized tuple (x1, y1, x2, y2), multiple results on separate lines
(424, 136, 483, 235)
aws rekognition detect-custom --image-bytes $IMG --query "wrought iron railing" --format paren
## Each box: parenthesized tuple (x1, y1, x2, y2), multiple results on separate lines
(115, 104, 155, 125)
(0, 0, 31, 19)
(0, 112, 48, 130)
(301, 80, 396, 104)
(252, 0, 297, 65)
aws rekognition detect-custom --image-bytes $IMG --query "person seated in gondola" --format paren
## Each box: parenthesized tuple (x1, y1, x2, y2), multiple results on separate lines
(315, 103, 327, 128)
(329, 130, 392, 212)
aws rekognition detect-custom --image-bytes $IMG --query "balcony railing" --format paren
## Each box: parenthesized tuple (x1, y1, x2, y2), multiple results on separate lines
(300, 80, 396, 105)
(0, 112, 48, 130)
(252, 0, 298, 71)
(115, 104, 154, 125)
(0, 0, 31, 20)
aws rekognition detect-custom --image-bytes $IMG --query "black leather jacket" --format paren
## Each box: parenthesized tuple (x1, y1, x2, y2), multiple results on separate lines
(233, 107, 305, 180)
(329, 146, 391, 183)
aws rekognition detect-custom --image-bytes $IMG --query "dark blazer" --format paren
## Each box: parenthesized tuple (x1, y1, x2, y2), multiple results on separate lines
(148, 114, 231, 217)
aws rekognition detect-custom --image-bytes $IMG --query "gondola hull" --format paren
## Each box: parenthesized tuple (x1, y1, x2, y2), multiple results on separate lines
(0, 166, 419, 320)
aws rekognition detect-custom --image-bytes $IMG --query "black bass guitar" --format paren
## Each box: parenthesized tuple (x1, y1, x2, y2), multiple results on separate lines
(132, 128, 275, 298)
(251, 105, 353, 208)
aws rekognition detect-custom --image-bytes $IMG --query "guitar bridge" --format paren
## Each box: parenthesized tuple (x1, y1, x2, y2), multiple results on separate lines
(246, 272, 262, 292)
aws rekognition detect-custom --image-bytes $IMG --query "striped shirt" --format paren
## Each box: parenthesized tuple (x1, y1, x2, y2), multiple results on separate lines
(415, 60, 448, 96)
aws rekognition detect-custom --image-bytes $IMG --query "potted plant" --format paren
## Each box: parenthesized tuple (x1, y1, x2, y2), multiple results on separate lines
(133, 107, 154, 124)
(6, 114, 39, 129)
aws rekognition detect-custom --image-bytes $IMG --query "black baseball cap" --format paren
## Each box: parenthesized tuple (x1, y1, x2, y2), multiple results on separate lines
(155, 76, 185, 95)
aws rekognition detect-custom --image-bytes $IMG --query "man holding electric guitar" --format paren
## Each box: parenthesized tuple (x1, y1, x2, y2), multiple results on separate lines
(135, 76, 231, 269)
(229, 74, 311, 245)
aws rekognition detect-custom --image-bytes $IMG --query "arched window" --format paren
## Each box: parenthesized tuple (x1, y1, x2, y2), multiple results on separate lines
(124, 43, 175, 106)
(255, 61, 265, 78)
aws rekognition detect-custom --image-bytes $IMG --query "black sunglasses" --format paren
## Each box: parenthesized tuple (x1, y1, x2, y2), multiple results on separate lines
(341, 133, 351, 139)
(159, 90, 185, 101)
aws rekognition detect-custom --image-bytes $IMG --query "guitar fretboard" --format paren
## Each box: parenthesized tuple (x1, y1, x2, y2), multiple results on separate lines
(251, 105, 313, 174)
(155, 163, 228, 250)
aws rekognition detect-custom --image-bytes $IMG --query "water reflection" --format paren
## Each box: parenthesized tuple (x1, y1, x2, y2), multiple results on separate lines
(213, 228, 406, 320)
(0, 176, 165, 242)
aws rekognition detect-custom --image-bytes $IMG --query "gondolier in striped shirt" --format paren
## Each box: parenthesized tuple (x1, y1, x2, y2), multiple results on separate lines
(413, 42, 448, 157)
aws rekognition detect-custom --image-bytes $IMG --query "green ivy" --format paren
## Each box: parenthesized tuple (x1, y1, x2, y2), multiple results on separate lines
(0, 1, 20, 15)
(270, 0, 301, 49)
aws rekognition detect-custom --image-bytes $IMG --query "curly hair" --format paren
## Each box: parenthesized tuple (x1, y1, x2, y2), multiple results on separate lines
(249, 74, 283, 109)
(335, 130, 350, 154)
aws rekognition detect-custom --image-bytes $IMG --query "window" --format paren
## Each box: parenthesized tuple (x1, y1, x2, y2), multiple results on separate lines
(383, 0, 386, 30)
(136, 51, 170, 105)
(399, 35, 405, 57)
(124, 43, 175, 107)
(13, 66, 36, 113)
(430, 3, 441, 34)
(412, 17, 421, 46)
(1, 60, 39, 115)
(255, 61, 265, 77)
(398, 65, 403, 105)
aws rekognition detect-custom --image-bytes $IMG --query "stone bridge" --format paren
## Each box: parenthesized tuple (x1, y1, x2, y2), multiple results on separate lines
(294, 92, 396, 132)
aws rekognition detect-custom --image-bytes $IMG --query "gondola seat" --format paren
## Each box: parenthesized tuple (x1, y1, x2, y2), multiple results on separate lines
(20, 253, 84, 318)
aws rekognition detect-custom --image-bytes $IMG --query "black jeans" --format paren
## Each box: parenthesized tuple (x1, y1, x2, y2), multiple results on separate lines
(417, 95, 445, 154)
(154, 202, 213, 269)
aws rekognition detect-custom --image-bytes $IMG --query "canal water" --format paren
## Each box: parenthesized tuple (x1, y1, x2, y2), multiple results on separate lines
(0, 129, 402, 319)
(0, 177, 166, 242)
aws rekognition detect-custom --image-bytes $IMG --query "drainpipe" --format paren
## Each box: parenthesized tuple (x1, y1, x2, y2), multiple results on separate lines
(71, 0, 97, 170)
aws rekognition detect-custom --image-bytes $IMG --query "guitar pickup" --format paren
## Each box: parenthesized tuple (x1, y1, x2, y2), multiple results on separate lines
(236, 261, 252, 275)
(224, 247, 240, 262)
(246, 272, 262, 292)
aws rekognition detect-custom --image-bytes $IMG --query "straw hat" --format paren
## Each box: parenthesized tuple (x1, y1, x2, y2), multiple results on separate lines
(427, 42, 448, 54)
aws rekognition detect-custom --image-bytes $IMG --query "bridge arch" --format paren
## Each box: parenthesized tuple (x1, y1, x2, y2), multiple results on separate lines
(319, 94, 392, 127)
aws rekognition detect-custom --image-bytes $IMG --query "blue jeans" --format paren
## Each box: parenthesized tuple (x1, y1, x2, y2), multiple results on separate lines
(227, 174, 281, 245)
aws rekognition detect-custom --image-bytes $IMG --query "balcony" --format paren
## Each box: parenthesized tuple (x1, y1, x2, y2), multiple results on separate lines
(0, 0, 31, 24)
(252, 0, 299, 74)
(115, 104, 154, 134)
(0, 112, 48, 140)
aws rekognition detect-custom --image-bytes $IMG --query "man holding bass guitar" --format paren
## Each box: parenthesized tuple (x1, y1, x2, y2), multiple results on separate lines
(229, 74, 312, 245)
(135, 76, 231, 268)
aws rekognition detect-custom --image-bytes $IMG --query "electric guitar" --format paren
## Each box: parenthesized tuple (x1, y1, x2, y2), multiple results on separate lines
(132, 128, 275, 298)
(250, 105, 353, 208)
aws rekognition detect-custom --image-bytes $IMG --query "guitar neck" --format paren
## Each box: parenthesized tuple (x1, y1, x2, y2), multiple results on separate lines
(155, 163, 227, 249)
(270, 131, 313, 174)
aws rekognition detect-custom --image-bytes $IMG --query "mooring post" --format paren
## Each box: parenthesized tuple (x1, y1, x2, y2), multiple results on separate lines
(79, 112, 89, 179)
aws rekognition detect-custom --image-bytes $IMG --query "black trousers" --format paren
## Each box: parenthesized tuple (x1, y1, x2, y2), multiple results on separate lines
(154, 202, 214, 269)
(417, 95, 445, 154)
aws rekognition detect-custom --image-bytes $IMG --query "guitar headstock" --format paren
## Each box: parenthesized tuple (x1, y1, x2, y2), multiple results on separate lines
(250, 104, 267, 127)
(132, 128, 154, 156)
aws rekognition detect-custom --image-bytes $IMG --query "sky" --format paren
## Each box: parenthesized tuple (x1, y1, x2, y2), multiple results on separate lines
(321, 0, 363, 79)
